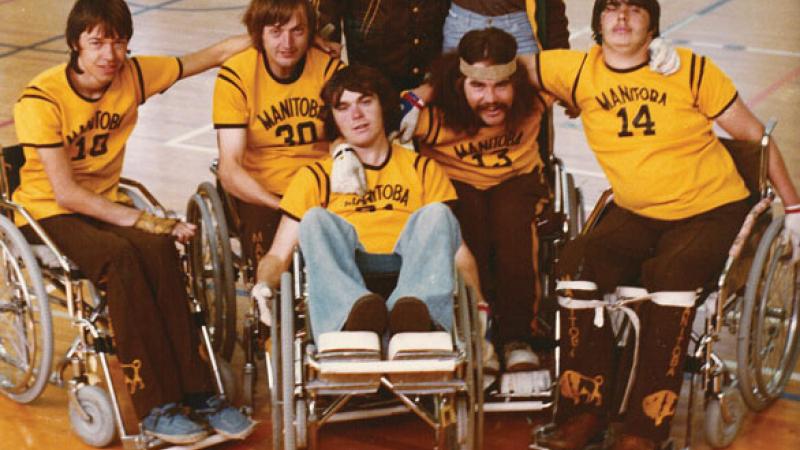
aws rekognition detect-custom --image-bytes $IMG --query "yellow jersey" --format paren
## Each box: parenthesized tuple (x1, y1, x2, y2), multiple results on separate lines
(280, 144, 457, 253)
(13, 56, 182, 225)
(213, 46, 344, 195)
(414, 101, 547, 190)
(538, 46, 749, 220)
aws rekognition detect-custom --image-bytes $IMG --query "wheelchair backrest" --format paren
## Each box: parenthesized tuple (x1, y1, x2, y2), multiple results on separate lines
(0, 144, 25, 201)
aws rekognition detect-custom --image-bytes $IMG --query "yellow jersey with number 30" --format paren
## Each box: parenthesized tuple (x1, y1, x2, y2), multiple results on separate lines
(279, 144, 457, 253)
(13, 56, 182, 225)
(213, 46, 344, 195)
(538, 46, 749, 220)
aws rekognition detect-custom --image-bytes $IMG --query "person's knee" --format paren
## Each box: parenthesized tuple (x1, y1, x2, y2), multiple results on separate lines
(417, 202, 458, 229)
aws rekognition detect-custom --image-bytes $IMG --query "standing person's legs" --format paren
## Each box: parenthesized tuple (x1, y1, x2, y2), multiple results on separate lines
(452, 180, 492, 306)
(387, 203, 462, 332)
(26, 216, 191, 418)
(442, 3, 538, 54)
(623, 200, 749, 443)
(236, 199, 282, 273)
(489, 171, 547, 345)
(298, 207, 373, 343)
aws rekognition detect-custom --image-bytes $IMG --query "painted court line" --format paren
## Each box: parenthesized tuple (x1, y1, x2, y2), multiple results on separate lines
(165, 123, 216, 154)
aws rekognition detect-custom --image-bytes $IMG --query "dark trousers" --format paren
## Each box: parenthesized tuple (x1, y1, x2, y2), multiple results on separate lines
(555, 199, 749, 441)
(234, 199, 282, 273)
(23, 215, 213, 419)
(452, 170, 549, 345)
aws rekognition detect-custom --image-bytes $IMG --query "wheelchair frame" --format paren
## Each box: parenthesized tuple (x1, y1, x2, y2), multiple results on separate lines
(534, 121, 800, 449)
(265, 248, 485, 450)
(0, 145, 233, 450)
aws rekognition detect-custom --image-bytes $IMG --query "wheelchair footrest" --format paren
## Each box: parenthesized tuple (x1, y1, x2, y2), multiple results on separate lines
(491, 370, 552, 398)
(387, 332, 455, 383)
(316, 331, 381, 384)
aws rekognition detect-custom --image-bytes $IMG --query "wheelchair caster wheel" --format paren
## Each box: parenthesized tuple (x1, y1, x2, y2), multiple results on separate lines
(69, 385, 117, 447)
(704, 385, 745, 448)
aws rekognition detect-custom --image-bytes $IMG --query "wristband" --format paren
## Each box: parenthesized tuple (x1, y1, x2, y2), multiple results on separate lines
(401, 90, 424, 109)
(785, 204, 800, 214)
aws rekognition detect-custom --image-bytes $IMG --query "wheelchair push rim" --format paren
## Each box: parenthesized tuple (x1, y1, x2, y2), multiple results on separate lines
(0, 215, 53, 404)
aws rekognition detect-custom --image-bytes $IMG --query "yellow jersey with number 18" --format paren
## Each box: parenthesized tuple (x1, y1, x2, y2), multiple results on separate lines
(213, 46, 344, 195)
(13, 56, 182, 225)
(538, 46, 749, 220)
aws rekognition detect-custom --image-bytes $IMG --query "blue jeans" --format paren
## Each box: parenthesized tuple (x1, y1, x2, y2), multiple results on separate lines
(298, 203, 462, 344)
(443, 3, 539, 55)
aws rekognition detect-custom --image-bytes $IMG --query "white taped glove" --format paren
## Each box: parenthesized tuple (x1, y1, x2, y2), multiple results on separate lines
(251, 282, 274, 327)
(330, 143, 367, 196)
(649, 37, 680, 75)
(783, 205, 800, 263)
(392, 90, 424, 144)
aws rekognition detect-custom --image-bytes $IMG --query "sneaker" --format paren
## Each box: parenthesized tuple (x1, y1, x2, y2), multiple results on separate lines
(389, 297, 432, 334)
(503, 341, 540, 372)
(194, 395, 256, 440)
(344, 293, 388, 334)
(141, 403, 208, 445)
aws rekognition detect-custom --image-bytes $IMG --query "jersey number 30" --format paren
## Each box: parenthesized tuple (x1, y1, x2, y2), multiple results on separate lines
(276, 121, 318, 146)
(616, 105, 655, 137)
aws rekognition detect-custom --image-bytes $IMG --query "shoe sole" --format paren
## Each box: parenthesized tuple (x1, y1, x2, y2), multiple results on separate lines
(144, 429, 208, 445)
(213, 421, 257, 440)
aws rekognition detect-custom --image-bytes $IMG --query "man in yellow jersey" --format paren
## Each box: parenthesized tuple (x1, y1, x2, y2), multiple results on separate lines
(412, 28, 551, 374)
(13, 0, 254, 444)
(214, 0, 345, 271)
(519, 1, 800, 449)
(253, 64, 482, 347)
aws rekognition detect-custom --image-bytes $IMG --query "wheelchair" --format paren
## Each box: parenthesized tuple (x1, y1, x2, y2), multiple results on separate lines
(531, 121, 800, 449)
(266, 248, 485, 450)
(0, 144, 235, 449)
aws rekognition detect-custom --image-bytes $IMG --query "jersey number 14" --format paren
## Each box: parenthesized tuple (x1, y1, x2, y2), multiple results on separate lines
(616, 105, 655, 137)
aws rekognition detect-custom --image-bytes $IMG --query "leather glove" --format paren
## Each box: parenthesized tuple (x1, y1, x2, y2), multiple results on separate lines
(784, 204, 800, 263)
(649, 37, 680, 75)
(251, 282, 275, 327)
(391, 90, 424, 144)
(330, 143, 367, 196)
(133, 211, 178, 235)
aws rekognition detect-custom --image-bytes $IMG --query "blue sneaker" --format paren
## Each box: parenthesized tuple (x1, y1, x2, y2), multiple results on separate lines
(141, 403, 208, 444)
(195, 395, 256, 440)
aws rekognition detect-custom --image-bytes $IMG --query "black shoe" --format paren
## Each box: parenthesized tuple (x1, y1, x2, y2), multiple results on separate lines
(343, 293, 387, 335)
(389, 297, 432, 334)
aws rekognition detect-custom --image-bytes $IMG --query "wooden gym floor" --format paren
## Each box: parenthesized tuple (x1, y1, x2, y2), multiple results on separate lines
(1, 0, 799, 449)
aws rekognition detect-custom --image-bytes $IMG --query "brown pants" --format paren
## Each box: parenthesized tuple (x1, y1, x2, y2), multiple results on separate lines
(234, 199, 282, 273)
(23, 215, 213, 419)
(452, 170, 549, 345)
(555, 199, 749, 442)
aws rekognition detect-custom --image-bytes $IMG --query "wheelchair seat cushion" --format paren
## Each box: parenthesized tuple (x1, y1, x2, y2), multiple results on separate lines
(30, 244, 79, 271)
(388, 331, 453, 360)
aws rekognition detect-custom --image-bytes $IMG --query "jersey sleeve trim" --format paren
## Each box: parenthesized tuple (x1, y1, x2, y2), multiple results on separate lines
(18, 93, 58, 106)
(20, 142, 62, 149)
(131, 57, 146, 105)
(710, 91, 738, 119)
(213, 123, 248, 129)
(323, 55, 343, 78)
(217, 73, 247, 100)
(309, 162, 331, 207)
(279, 208, 301, 222)
(176, 56, 184, 81)
(571, 54, 588, 109)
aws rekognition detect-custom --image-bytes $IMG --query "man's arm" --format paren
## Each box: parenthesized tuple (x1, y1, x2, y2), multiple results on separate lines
(256, 215, 300, 287)
(715, 98, 800, 206)
(455, 243, 486, 304)
(217, 128, 281, 209)
(179, 34, 250, 79)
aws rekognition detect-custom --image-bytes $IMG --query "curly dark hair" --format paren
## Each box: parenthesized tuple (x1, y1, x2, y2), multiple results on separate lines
(591, 0, 660, 45)
(320, 65, 400, 140)
(429, 28, 539, 136)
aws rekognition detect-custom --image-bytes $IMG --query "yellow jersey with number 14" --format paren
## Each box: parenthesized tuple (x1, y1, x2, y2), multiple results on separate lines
(213, 46, 344, 195)
(13, 56, 182, 225)
(538, 46, 749, 220)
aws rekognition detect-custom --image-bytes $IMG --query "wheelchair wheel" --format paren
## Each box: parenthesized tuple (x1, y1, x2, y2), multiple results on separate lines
(269, 287, 283, 450)
(295, 398, 308, 449)
(455, 277, 482, 450)
(217, 356, 240, 404)
(280, 271, 298, 450)
(704, 385, 745, 448)
(737, 215, 800, 410)
(186, 187, 236, 361)
(0, 215, 53, 404)
(69, 384, 117, 447)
